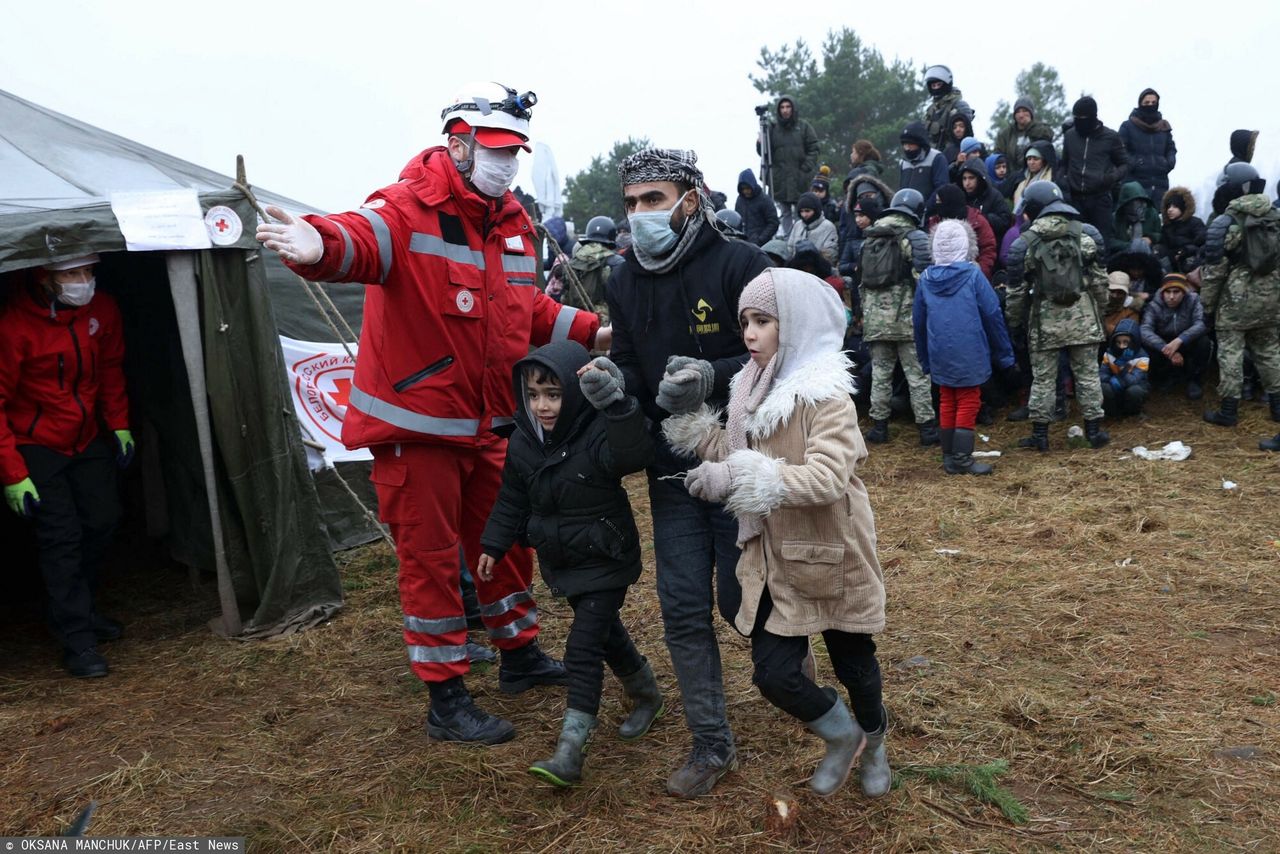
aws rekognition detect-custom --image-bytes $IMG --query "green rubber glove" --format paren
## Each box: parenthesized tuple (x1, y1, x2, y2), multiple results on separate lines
(4, 477, 40, 518)
(114, 429, 136, 468)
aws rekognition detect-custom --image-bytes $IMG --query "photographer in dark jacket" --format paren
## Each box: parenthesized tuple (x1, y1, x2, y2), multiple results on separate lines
(1060, 96, 1129, 244)
(734, 168, 780, 246)
(605, 148, 771, 798)
(1118, 88, 1177, 204)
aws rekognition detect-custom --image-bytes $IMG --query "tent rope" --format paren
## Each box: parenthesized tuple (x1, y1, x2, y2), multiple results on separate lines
(536, 224, 595, 310)
(235, 155, 392, 552)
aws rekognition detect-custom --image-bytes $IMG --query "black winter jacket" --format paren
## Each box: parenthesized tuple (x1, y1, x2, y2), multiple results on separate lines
(734, 168, 780, 246)
(1118, 109, 1176, 199)
(1158, 186, 1206, 273)
(480, 341, 654, 597)
(1060, 120, 1129, 198)
(606, 225, 771, 474)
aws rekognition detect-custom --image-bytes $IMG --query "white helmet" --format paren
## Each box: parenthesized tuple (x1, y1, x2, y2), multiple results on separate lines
(440, 81, 535, 151)
(923, 64, 953, 86)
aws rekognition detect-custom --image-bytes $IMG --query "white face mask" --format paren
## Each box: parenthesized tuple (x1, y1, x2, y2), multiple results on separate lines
(58, 278, 96, 306)
(469, 144, 519, 197)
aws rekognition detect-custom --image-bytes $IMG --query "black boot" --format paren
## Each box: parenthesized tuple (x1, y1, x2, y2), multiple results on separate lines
(62, 648, 108, 679)
(1204, 397, 1239, 427)
(1018, 422, 1049, 451)
(948, 428, 993, 475)
(1085, 418, 1110, 449)
(940, 428, 956, 473)
(864, 419, 889, 444)
(499, 639, 569, 695)
(1261, 433, 1280, 452)
(917, 419, 940, 447)
(426, 677, 516, 744)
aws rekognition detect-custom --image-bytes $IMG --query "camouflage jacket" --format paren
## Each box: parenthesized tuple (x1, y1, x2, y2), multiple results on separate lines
(924, 90, 965, 150)
(1200, 194, 1280, 331)
(859, 213, 931, 342)
(1005, 214, 1108, 350)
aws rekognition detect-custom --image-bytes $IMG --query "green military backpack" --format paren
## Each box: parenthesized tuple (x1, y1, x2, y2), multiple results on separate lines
(1238, 209, 1280, 275)
(566, 251, 612, 309)
(1023, 221, 1085, 306)
(860, 223, 907, 290)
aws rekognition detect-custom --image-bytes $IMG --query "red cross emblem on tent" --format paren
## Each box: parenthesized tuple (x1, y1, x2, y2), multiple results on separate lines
(204, 205, 243, 246)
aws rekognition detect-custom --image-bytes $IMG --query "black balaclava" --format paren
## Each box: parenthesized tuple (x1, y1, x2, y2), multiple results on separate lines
(1073, 96, 1099, 135)
(935, 184, 967, 220)
(1136, 88, 1161, 122)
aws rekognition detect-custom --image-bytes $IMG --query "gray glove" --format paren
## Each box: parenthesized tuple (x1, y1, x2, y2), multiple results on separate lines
(579, 357, 625, 409)
(684, 460, 732, 503)
(656, 356, 715, 414)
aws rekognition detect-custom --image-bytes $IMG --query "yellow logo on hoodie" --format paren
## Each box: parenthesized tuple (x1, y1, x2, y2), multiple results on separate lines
(691, 298, 720, 334)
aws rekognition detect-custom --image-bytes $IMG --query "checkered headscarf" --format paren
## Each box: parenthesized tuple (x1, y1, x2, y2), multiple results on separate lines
(618, 148, 704, 188)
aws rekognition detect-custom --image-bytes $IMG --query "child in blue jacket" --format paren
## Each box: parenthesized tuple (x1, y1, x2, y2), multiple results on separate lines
(913, 219, 1016, 475)
(1099, 318, 1151, 417)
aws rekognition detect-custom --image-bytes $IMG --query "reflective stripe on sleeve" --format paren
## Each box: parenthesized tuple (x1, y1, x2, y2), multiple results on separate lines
(500, 254, 538, 274)
(408, 644, 469, 664)
(334, 222, 355, 277)
(550, 305, 580, 343)
(490, 416, 515, 430)
(409, 232, 486, 269)
(404, 615, 468, 635)
(348, 385, 479, 436)
(355, 208, 394, 282)
(479, 589, 533, 618)
(487, 608, 539, 640)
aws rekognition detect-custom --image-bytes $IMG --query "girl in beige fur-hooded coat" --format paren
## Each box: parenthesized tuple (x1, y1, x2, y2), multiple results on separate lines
(659, 267, 890, 798)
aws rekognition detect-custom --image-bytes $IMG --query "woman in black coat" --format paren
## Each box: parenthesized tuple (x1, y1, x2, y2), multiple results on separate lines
(1118, 88, 1177, 204)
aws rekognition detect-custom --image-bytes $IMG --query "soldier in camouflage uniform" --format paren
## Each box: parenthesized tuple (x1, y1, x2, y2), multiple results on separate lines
(1199, 164, 1280, 428)
(922, 65, 971, 151)
(1005, 182, 1111, 451)
(860, 188, 938, 445)
(565, 215, 625, 324)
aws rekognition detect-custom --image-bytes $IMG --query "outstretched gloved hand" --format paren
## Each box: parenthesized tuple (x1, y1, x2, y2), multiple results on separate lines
(256, 205, 323, 265)
(578, 357, 625, 409)
(656, 356, 715, 414)
(114, 429, 135, 468)
(684, 460, 733, 504)
(4, 478, 40, 518)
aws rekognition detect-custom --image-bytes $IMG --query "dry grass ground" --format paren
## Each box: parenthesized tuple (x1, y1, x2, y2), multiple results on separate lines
(2, 393, 1279, 852)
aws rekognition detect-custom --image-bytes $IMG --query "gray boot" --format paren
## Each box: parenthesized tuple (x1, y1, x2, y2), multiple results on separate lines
(805, 690, 866, 797)
(617, 660, 665, 741)
(948, 428, 992, 475)
(528, 709, 597, 787)
(858, 711, 891, 798)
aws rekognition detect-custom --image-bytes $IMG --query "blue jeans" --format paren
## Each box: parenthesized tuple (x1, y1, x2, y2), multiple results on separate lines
(647, 471, 742, 751)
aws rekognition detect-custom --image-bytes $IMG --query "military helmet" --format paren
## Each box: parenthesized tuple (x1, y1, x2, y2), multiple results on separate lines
(714, 209, 745, 235)
(582, 215, 618, 246)
(1021, 181, 1069, 221)
(924, 65, 953, 86)
(1223, 162, 1267, 197)
(886, 188, 925, 225)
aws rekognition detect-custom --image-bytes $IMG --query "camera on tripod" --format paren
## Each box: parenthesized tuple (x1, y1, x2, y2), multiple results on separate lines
(754, 104, 771, 118)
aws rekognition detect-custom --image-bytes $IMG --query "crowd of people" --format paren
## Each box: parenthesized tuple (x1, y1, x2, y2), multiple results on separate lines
(6, 73, 1277, 809)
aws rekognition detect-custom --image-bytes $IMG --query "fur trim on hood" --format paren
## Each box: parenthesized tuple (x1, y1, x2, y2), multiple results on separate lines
(1161, 186, 1197, 221)
(846, 173, 893, 208)
(731, 350, 855, 440)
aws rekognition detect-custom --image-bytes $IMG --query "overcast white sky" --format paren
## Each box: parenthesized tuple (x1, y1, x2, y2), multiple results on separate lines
(3, 1, 1278, 219)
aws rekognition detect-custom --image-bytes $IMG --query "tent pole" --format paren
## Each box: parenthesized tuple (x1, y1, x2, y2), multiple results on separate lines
(166, 252, 243, 637)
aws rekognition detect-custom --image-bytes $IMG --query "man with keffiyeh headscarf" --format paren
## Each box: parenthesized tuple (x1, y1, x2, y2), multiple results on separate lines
(604, 147, 771, 798)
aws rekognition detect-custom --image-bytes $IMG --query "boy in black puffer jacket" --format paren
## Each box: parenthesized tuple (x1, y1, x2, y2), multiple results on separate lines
(479, 340, 662, 787)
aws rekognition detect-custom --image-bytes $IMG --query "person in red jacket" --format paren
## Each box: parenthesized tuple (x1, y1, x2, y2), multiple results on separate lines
(1, 254, 134, 678)
(257, 82, 605, 745)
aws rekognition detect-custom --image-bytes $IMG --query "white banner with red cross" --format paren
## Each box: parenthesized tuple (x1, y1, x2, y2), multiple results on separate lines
(279, 336, 372, 469)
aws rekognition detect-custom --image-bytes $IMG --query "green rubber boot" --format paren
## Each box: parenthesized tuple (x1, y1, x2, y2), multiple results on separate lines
(529, 709, 597, 787)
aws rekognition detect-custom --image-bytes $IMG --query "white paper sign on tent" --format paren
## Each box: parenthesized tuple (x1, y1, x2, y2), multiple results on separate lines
(109, 189, 213, 251)
(279, 336, 373, 469)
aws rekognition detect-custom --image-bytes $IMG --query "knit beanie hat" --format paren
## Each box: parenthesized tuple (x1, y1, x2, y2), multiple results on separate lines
(1025, 146, 1044, 161)
(1160, 273, 1190, 292)
(811, 165, 832, 190)
(935, 183, 968, 220)
(738, 268, 779, 319)
(853, 197, 883, 220)
(1073, 96, 1098, 118)
(1107, 271, 1131, 292)
(797, 191, 822, 214)
(960, 137, 982, 155)
(931, 219, 971, 265)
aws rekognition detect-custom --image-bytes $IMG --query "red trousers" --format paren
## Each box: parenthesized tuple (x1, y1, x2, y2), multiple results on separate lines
(938, 385, 982, 430)
(370, 440, 538, 682)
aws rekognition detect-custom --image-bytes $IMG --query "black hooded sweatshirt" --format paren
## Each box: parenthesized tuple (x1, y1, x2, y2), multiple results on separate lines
(734, 168, 781, 246)
(479, 340, 654, 597)
(606, 225, 771, 474)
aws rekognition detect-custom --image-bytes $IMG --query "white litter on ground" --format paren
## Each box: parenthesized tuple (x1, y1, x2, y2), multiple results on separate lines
(1131, 441, 1192, 461)
(934, 548, 960, 556)
(972, 450, 1002, 458)
(1223, 480, 1238, 490)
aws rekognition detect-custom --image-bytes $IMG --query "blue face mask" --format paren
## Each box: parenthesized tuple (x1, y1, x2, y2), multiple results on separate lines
(629, 193, 687, 256)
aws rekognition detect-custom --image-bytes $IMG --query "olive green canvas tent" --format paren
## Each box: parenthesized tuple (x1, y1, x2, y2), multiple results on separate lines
(0, 88, 379, 637)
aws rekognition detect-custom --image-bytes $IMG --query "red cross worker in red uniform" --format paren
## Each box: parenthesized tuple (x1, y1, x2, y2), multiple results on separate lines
(257, 82, 607, 744)
(1, 254, 132, 679)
